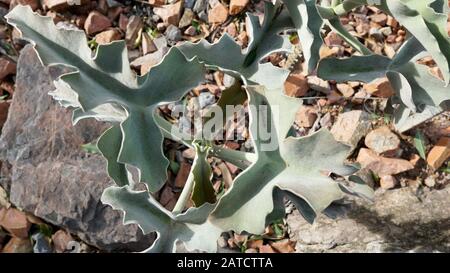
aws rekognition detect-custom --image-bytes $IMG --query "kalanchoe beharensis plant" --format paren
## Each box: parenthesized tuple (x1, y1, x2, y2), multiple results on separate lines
(6, 0, 449, 252)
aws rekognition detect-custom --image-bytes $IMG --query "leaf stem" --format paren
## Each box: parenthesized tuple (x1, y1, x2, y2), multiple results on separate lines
(153, 113, 256, 169)
(172, 167, 196, 214)
(331, 0, 342, 8)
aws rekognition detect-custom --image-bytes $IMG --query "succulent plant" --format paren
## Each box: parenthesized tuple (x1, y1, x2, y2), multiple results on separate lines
(6, 0, 449, 252)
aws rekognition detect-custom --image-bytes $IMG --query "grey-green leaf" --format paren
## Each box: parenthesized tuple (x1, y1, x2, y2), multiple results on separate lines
(318, 55, 391, 83)
(6, 5, 205, 192)
(283, 0, 324, 72)
(178, 2, 293, 89)
(386, 0, 450, 84)
(101, 186, 221, 253)
(210, 85, 373, 234)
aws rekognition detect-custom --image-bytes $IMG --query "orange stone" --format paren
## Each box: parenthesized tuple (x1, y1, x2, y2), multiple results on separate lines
(364, 77, 395, 98)
(208, 3, 228, 24)
(84, 11, 112, 35)
(284, 72, 309, 97)
(229, 0, 249, 15)
(427, 137, 450, 169)
(0, 208, 31, 238)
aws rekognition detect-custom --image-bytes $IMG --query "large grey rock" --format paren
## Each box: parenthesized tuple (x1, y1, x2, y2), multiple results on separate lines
(0, 45, 153, 252)
(287, 186, 450, 252)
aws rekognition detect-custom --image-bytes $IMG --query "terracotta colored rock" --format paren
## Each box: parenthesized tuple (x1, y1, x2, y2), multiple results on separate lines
(208, 3, 228, 24)
(26, 213, 44, 225)
(74, 15, 87, 29)
(270, 239, 295, 253)
(307, 76, 331, 94)
(96, 0, 108, 14)
(259, 244, 276, 253)
(295, 106, 317, 128)
(379, 175, 397, 190)
(384, 44, 396, 58)
(247, 239, 263, 250)
(225, 161, 239, 175)
(159, 185, 175, 209)
(324, 32, 343, 46)
(364, 77, 395, 98)
(52, 230, 74, 253)
(284, 72, 309, 97)
(184, 25, 197, 36)
(107, 6, 123, 21)
(370, 13, 387, 25)
(9, 0, 39, 11)
(179, 8, 194, 28)
(364, 126, 400, 156)
(319, 46, 339, 59)
(233, 233, 247, 245)
(125, 15, 144, 47)
(357, 148, 414, 176)
(0, 101, 10, 129)
(0, 57, 16, 80)
(336, 83, 354, 98)
(142, 33, 157, 55)
(331, 110, 371, 147)
(149, 0, 165, 5)
(46, 10, 63, 23)
(229, 0, 249, 15)
(2, 237, 32, 253)
(0, 208, 5, 223)
(237, 31, 248, 46)
(224, 141, 240, 150)
(409, 154, 421, 166)
(226, 22, 237, 37)
(130, 48, 168, 75)
(0, 81, 14, 95)
(0, 208, 31, 238)
(182, 148, 195, 159)
(118, 14, 129, 31)
(84, 11, 112, 35)
(386, 16, 398, 28)
(42, 0, 71, 11)
(175, 162, 192, 188)
(427, 137, 450, 169)
(326, 90, 342, 105)
(94, 29, 121, 45)
(154, 1, 183, 26)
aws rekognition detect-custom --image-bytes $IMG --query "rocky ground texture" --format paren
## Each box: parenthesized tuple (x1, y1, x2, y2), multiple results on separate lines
(0, 0, 449, 253)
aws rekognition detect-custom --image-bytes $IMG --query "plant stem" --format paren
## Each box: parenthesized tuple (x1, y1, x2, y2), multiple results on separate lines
(172, 169, 196, 214)
(153, 113, 256, 169)
(331, 0, 342, 8)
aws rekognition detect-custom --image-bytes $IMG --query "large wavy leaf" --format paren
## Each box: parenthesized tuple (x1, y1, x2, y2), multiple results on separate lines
(210, 85, 374, 234)
(178, 2, 293, 89)
(101, 186, 221, 253)
(6, 5, 205, 192)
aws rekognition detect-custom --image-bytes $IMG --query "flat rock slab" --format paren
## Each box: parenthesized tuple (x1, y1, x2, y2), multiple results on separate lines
(287, 186, 450, 252)
(0, 45, 153, 252)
